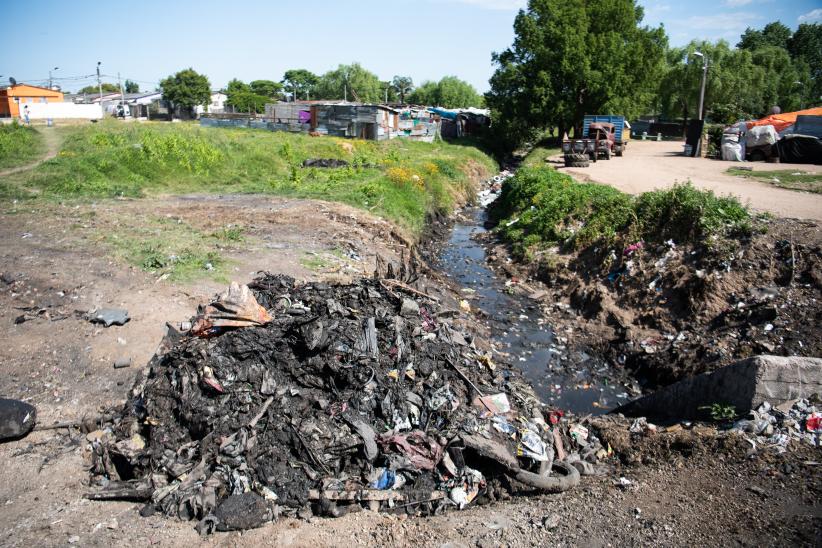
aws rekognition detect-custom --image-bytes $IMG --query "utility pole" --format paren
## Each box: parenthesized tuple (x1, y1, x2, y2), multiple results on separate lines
(384, 86, 388, 104)
(96, 61, 103, 103)
(48, 66, 59, 89)
(118, 72, 125, 114)
(344, 85, 347, 103)
(692, 51, 708, 121)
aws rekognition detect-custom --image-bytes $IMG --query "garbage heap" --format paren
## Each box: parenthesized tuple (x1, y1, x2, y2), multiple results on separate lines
(88, 274, 607, 532)
(731, 400, 821, 451)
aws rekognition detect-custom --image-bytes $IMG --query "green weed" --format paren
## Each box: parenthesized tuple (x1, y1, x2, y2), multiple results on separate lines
(0, 122, 45, 169)
(8, 121, 496, 237)
(492, 167, 751, 259)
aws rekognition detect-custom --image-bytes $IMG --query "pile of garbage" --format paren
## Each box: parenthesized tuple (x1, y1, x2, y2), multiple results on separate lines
(87, 274, 608, 532)
(732, 399, 821, 452)
(478, 169, 513, 207)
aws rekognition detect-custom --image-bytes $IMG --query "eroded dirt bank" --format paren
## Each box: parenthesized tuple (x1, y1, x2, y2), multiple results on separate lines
(484, 216, 822, 391)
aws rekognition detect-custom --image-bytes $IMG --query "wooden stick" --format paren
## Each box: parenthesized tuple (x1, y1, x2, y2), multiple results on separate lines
(379, 279, 440, 303)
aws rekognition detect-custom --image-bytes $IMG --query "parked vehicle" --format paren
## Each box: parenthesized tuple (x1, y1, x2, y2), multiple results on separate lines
(562, 115, 629, 167)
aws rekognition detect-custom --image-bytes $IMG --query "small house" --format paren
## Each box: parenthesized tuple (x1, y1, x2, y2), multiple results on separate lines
(0, 84, 64, 118)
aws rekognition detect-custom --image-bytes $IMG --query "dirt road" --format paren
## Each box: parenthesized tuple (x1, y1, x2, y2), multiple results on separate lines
(557, 141, 822, 220)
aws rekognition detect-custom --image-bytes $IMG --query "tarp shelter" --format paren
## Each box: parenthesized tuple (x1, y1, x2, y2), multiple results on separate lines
(747, 107, 822, 133)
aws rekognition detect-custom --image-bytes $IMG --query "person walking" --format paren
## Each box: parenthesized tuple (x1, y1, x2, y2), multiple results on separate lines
(23, 104, 30, 125)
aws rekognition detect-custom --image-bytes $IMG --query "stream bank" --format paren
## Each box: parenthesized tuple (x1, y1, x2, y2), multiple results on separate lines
(433, 189, 640, 415)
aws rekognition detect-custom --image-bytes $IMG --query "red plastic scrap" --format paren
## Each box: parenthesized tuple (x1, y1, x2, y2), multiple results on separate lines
(547, 410, 564, 425)
(378, 430, 443, 471)
(807, 413, 822, 433)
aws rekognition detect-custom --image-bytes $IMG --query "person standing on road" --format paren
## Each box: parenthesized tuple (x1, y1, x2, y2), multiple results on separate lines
(23, 104, 30, 125)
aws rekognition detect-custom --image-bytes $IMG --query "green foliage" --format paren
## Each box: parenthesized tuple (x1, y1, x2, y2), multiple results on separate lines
(249, 79, 282, 98)
(738, 22, 792, 51)
(10, 121, 496, 236)
(490, 167, 636, 255)
(225, 78, 272, 114)
(159, 68, 211, 117)
(699, 403, 738, 422)
(107, 216, 228, 282)
(407, 77, 483, 108)
(124, 80, 139, 93)
(491, 167, 751, 258)
(282, 69, 319, 101)
(634, 183, 751, 242)
(788, 23, 822, 105)
(315, 63, 383, 102)
(486, 0, 667, 152)
(727, 168, 822, 194)
(391, 76, 414, 103)
(0, 121, 45, 169)
(78, 83, 118, 94)
(212, 225, 245, 242)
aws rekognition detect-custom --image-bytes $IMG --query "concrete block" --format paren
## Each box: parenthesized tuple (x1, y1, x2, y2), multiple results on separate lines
(614, 355, 822, 421)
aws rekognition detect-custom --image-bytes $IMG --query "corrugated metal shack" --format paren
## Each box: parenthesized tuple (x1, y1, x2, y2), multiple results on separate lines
(201, 102, 441, 142)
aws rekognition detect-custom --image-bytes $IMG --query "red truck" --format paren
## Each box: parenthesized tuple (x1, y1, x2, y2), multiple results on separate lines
(562, 115, 629, 167)
(562, 122, 617, 167)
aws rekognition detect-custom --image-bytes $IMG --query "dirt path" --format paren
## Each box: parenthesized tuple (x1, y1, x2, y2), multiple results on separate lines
(0, 126, 61, 177)
(555, 141, 822, 220)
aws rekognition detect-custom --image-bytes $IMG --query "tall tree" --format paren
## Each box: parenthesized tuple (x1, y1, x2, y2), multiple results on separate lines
(249, 79, 282, 99)
(315, 63, 382, 102)
(79, 83, 118, 94)
(160, 68, 211, 118)
(282, 69, 319, 101)
(788, 23, 822, 106)
(407, 77, 482, 108)
(391, 76, 414, 103)
(658, 41, 779, 124)
(225, 78, 270, 114)
(124, 80, 139, 93)
(737, 21, 792, 51)
(485, 0, 666, 150)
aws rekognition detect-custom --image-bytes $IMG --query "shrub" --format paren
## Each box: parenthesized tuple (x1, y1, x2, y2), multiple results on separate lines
(493, 168, 751, 259)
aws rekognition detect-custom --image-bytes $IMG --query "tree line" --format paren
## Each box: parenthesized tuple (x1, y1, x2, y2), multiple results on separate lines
(485, 0, 821, 152)
(155, 63, 485, 116)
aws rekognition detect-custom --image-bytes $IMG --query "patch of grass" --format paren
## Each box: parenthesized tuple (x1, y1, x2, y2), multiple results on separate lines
(300, 254, 331, 272)
(0, 121, 45, 169)
(492, 167, 751, 259)
(212, 225, 245, 242)
(520, 145, 562, 169)
(727, 168, 822, 194)
(104, 215, 231, 282)
(9, 120, 496, 237)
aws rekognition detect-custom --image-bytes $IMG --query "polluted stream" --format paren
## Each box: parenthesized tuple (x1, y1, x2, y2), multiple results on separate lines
(436, 206, 629, 415)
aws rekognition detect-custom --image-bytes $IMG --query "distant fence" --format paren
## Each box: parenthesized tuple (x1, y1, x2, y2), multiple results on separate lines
(25, 102, 103, 120)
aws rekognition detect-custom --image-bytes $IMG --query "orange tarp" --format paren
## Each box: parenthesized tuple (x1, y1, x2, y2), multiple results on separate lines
(746, 107, 822, 133)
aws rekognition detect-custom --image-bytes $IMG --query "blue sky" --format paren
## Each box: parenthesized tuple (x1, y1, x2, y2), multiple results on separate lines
(1, 0, 820, 94)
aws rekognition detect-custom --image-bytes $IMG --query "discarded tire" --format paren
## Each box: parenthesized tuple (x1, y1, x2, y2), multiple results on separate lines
(564, 153, 590, 168)
(515, 461, 580, 493)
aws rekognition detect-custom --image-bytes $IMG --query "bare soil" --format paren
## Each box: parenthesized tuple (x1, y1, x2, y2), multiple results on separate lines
(551, 141, 822, 221)
(1, 194, 820, 546)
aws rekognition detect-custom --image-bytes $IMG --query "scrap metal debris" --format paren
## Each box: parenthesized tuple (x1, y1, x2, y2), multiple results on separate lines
(86, 274, 606, 532)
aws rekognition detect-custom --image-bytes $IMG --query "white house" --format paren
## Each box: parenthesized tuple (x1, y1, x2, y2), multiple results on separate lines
(195, 91, 227, 115)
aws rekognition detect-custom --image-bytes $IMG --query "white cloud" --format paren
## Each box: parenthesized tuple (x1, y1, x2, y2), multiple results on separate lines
(449, 0, 527, 10)
(798, 8, 822, 23)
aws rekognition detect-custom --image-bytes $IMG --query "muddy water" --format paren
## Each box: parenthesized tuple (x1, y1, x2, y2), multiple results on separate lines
(437, 208, 627, 415)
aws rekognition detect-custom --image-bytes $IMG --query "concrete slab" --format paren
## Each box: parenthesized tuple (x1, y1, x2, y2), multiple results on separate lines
(614, 355, 822, 421)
